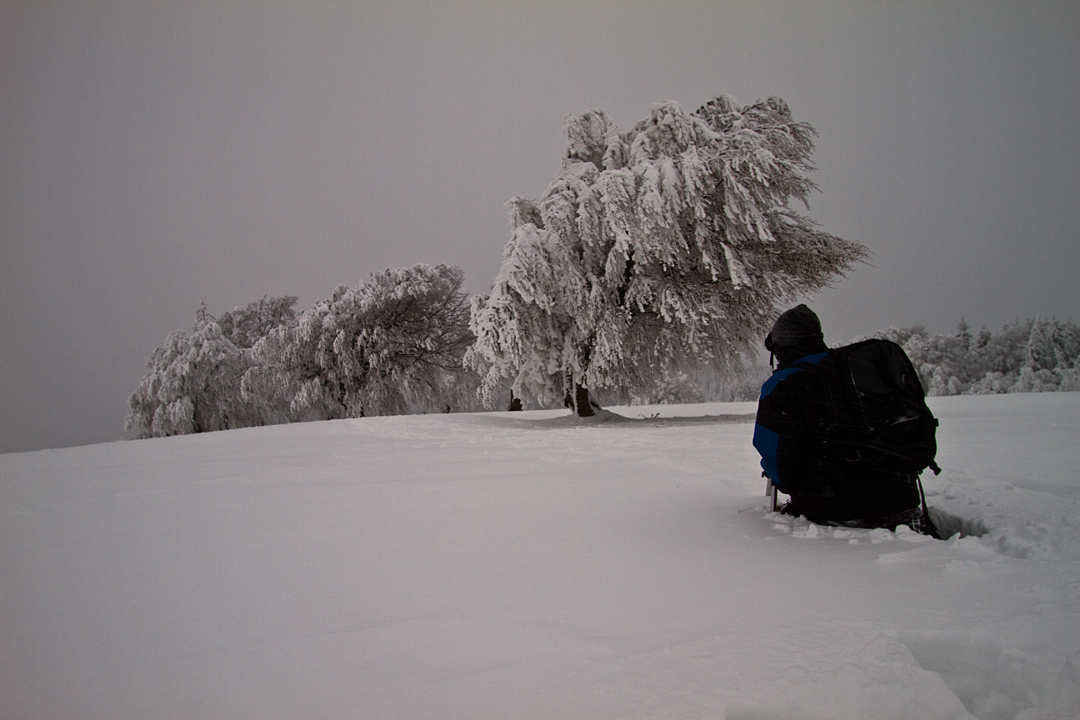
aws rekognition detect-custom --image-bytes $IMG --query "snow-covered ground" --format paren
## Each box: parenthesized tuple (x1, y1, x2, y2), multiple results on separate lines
(2, 393, 1078, 720)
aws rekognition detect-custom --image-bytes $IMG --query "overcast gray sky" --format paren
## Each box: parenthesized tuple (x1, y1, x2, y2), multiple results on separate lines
(2, 0, 1077, 454)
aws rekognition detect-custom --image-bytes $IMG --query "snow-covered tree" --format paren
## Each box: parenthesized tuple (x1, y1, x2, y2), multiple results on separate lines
(128, 273, 478, 438)
(956, 317, 972, 352)
(127, 297, 299, 438)
(468, 95, 868, 414)
(243, 264, 478, 420)
(217, 295, 299, 349)
(126, 302, 289, 438)
(1026, 317, 1080, 373)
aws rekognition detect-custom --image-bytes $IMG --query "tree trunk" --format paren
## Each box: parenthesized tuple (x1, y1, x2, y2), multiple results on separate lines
(569, 384, 595, 418)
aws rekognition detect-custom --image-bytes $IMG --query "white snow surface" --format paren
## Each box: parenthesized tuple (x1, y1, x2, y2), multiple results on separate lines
(2, 393, 1078, 720)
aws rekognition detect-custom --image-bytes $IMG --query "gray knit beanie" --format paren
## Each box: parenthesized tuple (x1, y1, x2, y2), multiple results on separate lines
(765, 304, 823, 350)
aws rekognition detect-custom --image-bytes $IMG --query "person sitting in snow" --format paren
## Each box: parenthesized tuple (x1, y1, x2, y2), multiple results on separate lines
(752, 304, 938, 535)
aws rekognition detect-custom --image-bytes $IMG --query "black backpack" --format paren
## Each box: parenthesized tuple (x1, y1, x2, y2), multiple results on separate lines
(802, 339, 941, 478)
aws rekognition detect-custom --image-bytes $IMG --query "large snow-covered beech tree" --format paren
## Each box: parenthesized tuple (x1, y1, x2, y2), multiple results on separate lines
(242, 264, 478, 421)
(468, 95, 868, 415)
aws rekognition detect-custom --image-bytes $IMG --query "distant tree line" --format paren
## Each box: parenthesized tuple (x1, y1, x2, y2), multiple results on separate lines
(864, 318, 1080, 396)
(644, 317, 1080, 404)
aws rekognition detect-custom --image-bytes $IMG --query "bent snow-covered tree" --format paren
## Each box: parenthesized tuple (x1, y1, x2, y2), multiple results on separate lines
(242, 264, 478, 420)
(126, 297, 298, 438)
(468, 95, 868, 415)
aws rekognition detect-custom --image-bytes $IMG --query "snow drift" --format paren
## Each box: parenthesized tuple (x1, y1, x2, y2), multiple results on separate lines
(2, 393, 1078, 719)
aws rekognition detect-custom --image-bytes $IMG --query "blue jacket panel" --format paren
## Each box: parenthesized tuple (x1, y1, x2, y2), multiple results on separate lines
(753, 353, 827, 491)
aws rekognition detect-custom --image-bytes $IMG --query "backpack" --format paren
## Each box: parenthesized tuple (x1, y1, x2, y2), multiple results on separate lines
(802, 339, 941, 478)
